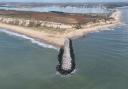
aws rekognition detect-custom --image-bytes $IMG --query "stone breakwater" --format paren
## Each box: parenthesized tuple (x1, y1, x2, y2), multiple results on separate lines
(56, 38, 75, 75)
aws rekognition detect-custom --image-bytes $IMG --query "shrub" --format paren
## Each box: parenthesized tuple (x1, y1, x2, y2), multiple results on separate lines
(74, 23, 81, 29)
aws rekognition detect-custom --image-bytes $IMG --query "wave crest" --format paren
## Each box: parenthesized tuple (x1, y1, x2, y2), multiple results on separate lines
(0, 29, 58, 50)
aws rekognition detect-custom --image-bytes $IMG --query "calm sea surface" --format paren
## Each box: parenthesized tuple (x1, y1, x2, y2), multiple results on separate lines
(0, 7, 128, 89)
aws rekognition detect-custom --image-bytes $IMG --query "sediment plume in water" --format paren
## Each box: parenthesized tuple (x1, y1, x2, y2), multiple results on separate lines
(56, 38, 75, 75)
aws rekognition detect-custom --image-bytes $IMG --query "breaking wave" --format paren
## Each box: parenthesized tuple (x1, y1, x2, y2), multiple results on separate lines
(0, 29, 58, 50)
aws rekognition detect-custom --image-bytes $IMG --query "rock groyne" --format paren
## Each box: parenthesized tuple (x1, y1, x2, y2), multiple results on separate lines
(56, 38, 75, 75)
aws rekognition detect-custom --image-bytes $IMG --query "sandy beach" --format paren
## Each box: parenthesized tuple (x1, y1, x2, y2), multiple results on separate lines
(0, 10, 121, 48)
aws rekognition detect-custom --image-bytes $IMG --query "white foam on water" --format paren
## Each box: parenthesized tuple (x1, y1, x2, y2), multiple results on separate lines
(89, 27, 115, 34)
(0, 29, 59, 50)
(56, 69, 77, 77)
(120, 22, 126, 25)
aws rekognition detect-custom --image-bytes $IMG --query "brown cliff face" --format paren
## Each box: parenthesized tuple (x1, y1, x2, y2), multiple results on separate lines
(0, 10, 87, 24)
(0, 10, 113, 29)
(0, 17, 74, 29)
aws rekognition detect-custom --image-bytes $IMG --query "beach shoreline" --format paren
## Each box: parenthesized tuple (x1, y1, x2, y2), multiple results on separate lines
(0, 10, 121, 48)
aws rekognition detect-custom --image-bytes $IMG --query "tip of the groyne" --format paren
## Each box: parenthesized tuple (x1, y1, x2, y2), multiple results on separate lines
(56, 38, 75, 75)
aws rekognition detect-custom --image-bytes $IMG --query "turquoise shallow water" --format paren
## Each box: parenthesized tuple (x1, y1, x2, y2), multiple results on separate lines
(0, 7, 128, 89)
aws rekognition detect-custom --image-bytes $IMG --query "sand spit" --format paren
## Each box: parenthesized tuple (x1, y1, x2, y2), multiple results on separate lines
(0, 10, 121, 48)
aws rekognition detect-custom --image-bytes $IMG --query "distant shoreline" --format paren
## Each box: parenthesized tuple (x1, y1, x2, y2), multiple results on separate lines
(0, 10, 121, 48)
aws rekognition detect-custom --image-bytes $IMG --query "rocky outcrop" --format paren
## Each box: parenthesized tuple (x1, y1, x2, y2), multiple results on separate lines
(56, 38, 75, 75)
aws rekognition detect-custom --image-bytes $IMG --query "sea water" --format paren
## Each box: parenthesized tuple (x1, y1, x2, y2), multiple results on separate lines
(0, 7, 128, 89)
(0, 6, 110, 14)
